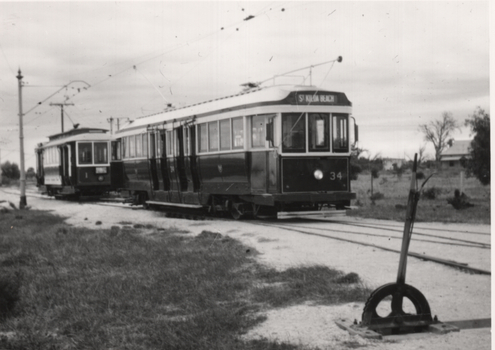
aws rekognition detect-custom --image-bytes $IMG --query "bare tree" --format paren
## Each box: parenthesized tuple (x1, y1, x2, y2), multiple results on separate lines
(419, 112, 460, 163)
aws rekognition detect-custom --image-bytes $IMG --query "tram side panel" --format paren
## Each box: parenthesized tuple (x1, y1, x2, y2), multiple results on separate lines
(197, 152, 250, 193)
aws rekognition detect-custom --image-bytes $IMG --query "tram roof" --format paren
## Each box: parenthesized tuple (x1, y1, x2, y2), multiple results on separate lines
(37, 128, 111, 149)
(116, 84, 351, 134)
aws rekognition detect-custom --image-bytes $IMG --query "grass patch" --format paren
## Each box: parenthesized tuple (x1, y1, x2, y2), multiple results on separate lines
(350, 170, 490, 224)
(0, 210, 370, 350)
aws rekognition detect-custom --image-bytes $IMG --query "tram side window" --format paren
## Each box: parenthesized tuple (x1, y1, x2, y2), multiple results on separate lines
(79, 142, 93, 164)
(197, 124, 207, 153)
(208, 121, 218, 152)
(129, 135, 136, 158)
(251, 115, 265, 148)
(232, 117, 243, 149)
(166, 131, 173, 156)
(94, 142, 108, 164)
(136, 134, 142, 157)
(282, 113, 306, 153)
(309, 113, 330, 152)
(183, 128, 189, 155)
(142, 134, 148, 158)
(158, 132, 165, 157)
(112, 140, 122, 160)
(220, 119, 231, 151)
(332, 115, 348, 153)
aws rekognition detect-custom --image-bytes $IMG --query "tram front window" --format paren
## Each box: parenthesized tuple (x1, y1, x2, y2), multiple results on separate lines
(332, 115, 349, 152)
(94, 142, 108, 164)
(282, 113, 306, 152)
(78, 142, 93, 164)
(309, 113, 329, 152)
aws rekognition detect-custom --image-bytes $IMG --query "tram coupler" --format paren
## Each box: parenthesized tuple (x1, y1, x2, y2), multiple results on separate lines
(337, 154, 458, 338)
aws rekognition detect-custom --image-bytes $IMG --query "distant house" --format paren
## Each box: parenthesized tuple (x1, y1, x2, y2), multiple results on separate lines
(440, 140, 471, 169)
(383, 158, 405, 171)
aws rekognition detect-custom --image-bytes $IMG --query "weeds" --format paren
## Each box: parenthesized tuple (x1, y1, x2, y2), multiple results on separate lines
(349, 171, 490, 224)
(0, 209, 368, 350)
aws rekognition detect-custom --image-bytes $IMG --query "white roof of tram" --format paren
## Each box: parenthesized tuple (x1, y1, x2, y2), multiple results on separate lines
(116, 84, 345, 135)
(37, 132, 111, 149)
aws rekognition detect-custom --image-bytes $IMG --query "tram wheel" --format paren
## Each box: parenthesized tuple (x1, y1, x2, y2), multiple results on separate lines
(229, 202, 244, 220)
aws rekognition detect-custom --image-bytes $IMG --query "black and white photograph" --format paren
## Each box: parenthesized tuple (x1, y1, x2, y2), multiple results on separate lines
(0, 1, 490, 349)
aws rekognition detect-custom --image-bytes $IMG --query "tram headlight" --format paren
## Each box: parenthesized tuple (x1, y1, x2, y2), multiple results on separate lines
(98, 176, 105, 182)
(314, 169, 324, 180)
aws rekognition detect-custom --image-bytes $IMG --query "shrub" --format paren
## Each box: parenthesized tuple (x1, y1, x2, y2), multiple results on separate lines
(370, 192, 384, 201)
(416, 171, 425, 180)
(422, 186, 442, 200)
(371, 168, 379, 179)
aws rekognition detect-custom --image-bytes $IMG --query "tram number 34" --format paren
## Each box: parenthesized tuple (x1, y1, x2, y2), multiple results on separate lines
(329, 172, 343, 180)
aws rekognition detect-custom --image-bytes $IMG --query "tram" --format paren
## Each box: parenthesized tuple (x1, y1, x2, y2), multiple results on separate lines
(112, 81, 358, 219)
(35, 127, 113, 198)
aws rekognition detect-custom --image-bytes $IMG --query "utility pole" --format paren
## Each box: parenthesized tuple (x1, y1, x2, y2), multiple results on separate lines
(17, 69, 27, 208)
(50, 102, 74, 132)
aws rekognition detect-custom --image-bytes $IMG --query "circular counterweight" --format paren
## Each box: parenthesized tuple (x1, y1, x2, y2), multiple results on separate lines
(361, 283, 433, 334)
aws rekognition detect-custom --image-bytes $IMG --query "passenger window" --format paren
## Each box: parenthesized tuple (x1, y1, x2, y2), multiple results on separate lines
(94, 142, 108, 164)
(220, 119, 231, 150)
(332, 114, 348, 152)
(142, 134, 148, 157)
(165, 131, 171, 156)
(129, 135, 135, 158)
(208, 121, 218, 151)
(79, 142, 93, 164)
(122, 137, 127, 159)
(198, 123, 207, 153)
(184, 128, 190, 155)
(309, 113, 329, 152)
(251, 115, 265, 148)
(136, 135, 143, 157)
(232, 117, 244, 149)
(282, 113, 306, 152)
(112, 140, 122, 160)
(156, 132, 161, 158)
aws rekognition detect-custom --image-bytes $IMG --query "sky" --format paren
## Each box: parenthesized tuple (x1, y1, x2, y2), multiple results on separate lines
(0, 1, 490, 170)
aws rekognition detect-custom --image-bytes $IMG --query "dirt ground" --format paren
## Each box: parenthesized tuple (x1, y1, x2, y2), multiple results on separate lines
(1, 188, 491, 350)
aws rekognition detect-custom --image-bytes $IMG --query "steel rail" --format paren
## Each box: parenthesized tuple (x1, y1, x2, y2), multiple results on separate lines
(303, 220, 490, 248)
(274, 223, 490, 250)
(322, 218, 490, 236)
(253, 223, 491, 276)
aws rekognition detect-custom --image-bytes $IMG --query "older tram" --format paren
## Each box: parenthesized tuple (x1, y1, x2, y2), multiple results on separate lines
(113, 84, 357, 219)
(35, 127, 113, 198)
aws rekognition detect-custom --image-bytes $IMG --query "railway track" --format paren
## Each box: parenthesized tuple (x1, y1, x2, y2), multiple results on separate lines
(250, 220, 491, 276)
(3, 188, 490, 275)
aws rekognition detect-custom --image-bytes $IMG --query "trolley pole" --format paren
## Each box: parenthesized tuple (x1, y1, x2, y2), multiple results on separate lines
(50, 102, 74, 132)
(107, 117, 114, 134)
(17, 69, 27, 208)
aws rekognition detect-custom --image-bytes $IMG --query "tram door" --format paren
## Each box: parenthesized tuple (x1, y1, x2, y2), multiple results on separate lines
(35, 149, 44, 186)
(59, 146, 70, 186)
(159, 130, 170, 191)
(148, 132, 159, 191)
(62, 145, 71, 186)
(188, 126, 201, 192)
(166, 130, 181, 202)
(175, 126, 189, 192)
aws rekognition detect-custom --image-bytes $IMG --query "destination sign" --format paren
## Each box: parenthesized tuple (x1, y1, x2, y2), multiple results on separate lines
(295, 93, 336, 104)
